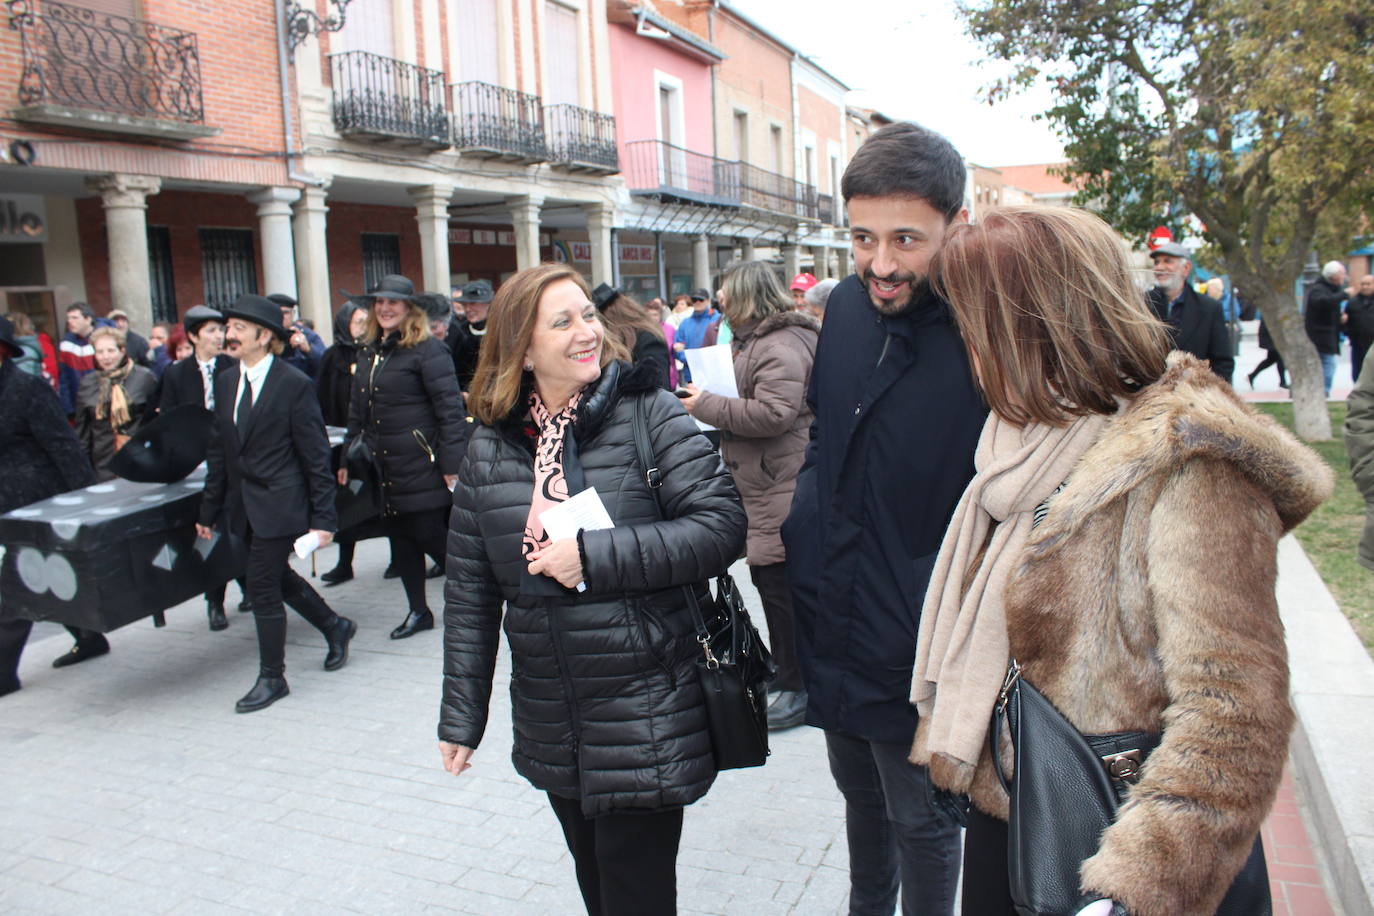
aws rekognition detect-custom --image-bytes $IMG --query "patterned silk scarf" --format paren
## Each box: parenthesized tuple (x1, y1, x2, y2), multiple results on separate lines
(522, 389, 583, 557)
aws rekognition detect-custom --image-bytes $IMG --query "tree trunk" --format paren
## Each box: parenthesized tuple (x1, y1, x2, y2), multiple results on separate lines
(1253, 286, 1332, 440)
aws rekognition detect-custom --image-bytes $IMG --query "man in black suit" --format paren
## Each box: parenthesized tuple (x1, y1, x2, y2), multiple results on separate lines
(196, 294, 356, 713)
(159, 305, 240, 631)
(1146, 242, 1234, 383)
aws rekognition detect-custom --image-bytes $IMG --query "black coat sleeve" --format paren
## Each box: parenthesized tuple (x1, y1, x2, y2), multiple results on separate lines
(633, 329, 672, 390)
(200, 395, 226, 529)
(438, 447, 505, 747)
(580, 390, 746, 592)
(29, 380, 95, 492)
(1201, 296, 1235, 383)
(419, 339, 471, 473)
(289, 380, 338, 532)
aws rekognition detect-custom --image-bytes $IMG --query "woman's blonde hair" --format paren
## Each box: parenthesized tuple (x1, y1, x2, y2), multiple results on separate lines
(468, 264, 628, 425)
(89, 326, 126, 350)
(719, 260, 792, 329)
(930, 205, 1170, 427)
(364, 298, 430, 348)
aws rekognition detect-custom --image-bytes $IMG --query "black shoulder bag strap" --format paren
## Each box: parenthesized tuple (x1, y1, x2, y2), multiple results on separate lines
(629, 392, 717, 656)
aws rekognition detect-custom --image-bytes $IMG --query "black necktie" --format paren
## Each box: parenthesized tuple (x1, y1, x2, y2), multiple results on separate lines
(236, 379, 253, 437)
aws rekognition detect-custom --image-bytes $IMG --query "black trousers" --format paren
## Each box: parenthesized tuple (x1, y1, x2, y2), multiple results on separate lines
(244, 529, 340, 678)
(383, 506, 447, 616)
(546, 793, 683, 916)
(962, 805, 1016, 915)
(750, 561, 802, 692)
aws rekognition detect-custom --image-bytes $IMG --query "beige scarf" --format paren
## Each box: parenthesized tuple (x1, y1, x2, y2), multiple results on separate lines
(94, 359, 134, 429)
(909, 406, 1113, 790)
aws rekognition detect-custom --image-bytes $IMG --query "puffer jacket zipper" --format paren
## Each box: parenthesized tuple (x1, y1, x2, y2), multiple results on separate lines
(545, 598, 582, 760)
(634, 598, 677, 689)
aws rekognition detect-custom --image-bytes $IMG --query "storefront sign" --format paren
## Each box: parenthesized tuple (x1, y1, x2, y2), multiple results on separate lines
(0, 194, 45, 243)
(563, 242, 657, 265)
(449, 229, 552, 247)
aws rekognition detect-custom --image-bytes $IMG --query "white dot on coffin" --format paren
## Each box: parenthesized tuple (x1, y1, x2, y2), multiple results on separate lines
(92, 507, 120, 516)
(138, 494, 163, 503)
(17, 547, 47, 593)
(182, 481, 201, 490)
(51, 519, 83, 541)
(46, 555, 77, 601)
(52, 496, 84, 506)
(86, 484, 116, 493)
(151, 543, 178, 572)
(9, 508, 41, 517)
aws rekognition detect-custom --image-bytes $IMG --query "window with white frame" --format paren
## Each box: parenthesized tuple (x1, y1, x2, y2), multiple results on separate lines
(544, 1, 581, 106)
(334, 0, 394, 56)
(454, 0, 499, 84)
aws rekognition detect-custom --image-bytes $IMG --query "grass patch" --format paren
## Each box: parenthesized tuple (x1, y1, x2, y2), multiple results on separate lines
(1255, 402, 1374, 654)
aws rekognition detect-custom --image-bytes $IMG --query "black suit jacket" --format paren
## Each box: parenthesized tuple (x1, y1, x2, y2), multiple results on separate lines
(158, 353, 236, 414)
(1148, 285, 1234, 383)
(199, 357, 337, 539)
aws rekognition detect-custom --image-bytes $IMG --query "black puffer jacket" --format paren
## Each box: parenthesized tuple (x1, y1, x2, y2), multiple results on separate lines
(439, 361, 747, 816)
(348, 333, 469, 515)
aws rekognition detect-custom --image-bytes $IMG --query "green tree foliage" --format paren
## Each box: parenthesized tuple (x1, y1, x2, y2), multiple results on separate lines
(963, 0, 1374, 438)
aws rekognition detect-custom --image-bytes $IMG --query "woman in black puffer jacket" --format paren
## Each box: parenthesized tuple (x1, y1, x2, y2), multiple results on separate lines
(344, 275, 469, 639)
(437, 265, 746, 916)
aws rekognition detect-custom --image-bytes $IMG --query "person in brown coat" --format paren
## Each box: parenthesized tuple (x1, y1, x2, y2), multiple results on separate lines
(910, 206, 1332, 916)
(681, 260, 820, 730)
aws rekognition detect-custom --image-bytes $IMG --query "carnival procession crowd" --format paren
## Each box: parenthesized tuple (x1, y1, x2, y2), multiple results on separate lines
(0, 122, 1342, 916)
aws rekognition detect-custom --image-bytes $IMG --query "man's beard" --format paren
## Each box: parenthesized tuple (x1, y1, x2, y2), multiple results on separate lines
(862, 266, 930, 317)
(1154, 275, 1183, 296)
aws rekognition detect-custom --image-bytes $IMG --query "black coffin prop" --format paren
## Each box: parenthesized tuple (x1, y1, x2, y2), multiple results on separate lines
(0, 466, 245, 633)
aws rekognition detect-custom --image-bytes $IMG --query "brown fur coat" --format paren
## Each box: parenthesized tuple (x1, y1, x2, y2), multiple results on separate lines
(937, 354, 1332, 916)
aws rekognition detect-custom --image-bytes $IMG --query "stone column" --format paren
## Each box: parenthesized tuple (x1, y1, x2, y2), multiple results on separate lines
(409, 183, 454, 292)
(291, 184, 333, 344)
(781, 243, 801, 283)
(739, 238, 756, 262)
(692, 234, 711, 292)
(584, 202, 616, 288)
(837, 243, 851, 279)
(86, 174, 161, 332)
(811, 246, 830, 280)
(508, 195, 545, 271)
(247, 187, 301, 300)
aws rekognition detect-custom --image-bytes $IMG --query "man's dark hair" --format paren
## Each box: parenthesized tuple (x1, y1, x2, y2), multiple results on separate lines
(841, 121, 966, 220)
(66, 301, 94, 320)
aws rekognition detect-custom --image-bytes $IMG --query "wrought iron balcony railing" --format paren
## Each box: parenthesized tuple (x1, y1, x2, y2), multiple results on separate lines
(739, 162, 819, 220)
(818, 193, 835, 225)
(330, 51, 450, 148)
(545, 104, 618, 173)
(7, 0, 208, 132)
(452, 81, 547, 161)
(625, 140, 740, 208)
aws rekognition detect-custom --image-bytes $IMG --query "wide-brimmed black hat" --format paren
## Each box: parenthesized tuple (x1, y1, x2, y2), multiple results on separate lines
(417, 292, 451, 324)
(461, 279, 494, 303)
(182, 305, 224, 337)
(221, 294, 291, 340)
(108, 404, 215, 483)
(592, 283, 620, 312)
(342, 274, 418, 304)
(0, 314, 23, 359)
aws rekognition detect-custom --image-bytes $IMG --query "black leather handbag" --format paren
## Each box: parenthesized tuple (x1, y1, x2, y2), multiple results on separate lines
(991, 660, 1271, 916)
(630, 393, 776, 770)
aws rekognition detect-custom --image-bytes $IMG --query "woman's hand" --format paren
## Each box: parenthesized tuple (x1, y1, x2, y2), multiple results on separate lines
(678, 383, 701, 415)
(439, 741, 473, 775)
(336, 468, 348, 486)
(527, 538, 585, 589)
(195, 523, 213, 540)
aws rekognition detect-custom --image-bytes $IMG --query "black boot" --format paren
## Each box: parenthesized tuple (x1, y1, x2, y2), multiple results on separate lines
(0, 676, 19, 698)
(238, 598, 255, 614)
(324, 616, 357, 671)
(52, 632, 110, 669)
(389, 610, 434, 640)
(425, 561, 444, 579)
(207, 599, 229, 632)
(235, 675, 289, 713)
(383, 563, 400, 579)
(766, 689, 808, 731)
(320, 565, 354, 586)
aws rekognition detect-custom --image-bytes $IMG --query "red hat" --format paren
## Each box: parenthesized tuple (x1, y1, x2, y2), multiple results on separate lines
(790, 272, 818, 292)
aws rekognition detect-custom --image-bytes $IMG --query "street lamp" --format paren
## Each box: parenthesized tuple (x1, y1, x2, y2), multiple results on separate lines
(284, 0, 353, 59)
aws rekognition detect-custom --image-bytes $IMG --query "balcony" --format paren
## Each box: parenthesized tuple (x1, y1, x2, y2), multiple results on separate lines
(545, 104, 618, 174)
(7, 0, 217, 140)
(818, 193, 836, 225)
(624, 140, 739, 209)
(330, 51, 449, 149)
(739, 163, 819, 220)
(452, 81, 547, 162)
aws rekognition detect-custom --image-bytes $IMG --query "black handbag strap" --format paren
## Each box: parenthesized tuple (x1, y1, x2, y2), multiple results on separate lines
(629, 392, 714, 649)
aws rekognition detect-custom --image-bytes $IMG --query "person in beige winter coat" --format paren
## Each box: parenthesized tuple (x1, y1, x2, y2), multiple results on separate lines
(910, 206, 1332, 916)
(681, 260, 819, 729)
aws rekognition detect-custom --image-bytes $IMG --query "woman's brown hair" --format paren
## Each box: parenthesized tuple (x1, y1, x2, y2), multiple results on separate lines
(600, 291, 665, 353)
(364, 299, 430, 348)
(930, 205, 1170, 427)
(719, 260, 792, 330)
(467, 264, 629, 425)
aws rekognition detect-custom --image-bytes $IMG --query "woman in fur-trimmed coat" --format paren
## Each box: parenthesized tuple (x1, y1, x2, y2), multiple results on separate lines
(909, 207, 1333, 916)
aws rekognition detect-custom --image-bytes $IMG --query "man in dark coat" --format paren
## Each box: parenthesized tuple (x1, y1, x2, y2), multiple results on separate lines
(781, 122, 985, 915)
(1346, 274, 1374, 383)
(0, 315, 109, 695)
(1146, 242, 1235, 384)
(448, 279, 493, 392)
(197, 295, 356, 713)
(158, 305, 238, 631)
(1304, 260, 1349, 396)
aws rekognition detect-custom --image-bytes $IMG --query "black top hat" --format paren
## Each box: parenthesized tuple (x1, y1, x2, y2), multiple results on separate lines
(0, 314, 23, 359)
(107, 404, 215, 483)
(221, 294, 291, 340)
(461, 279, 494, 303)
(182, 305, 224, 337)
(690, 288, 711, 302)
(592, 283, 620, 312)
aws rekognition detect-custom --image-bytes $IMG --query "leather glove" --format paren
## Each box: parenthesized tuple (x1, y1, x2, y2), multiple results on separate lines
(924, 778, 969, 829)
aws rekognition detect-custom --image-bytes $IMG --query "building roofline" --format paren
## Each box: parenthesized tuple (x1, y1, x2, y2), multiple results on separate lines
(627, 5, 728, 61)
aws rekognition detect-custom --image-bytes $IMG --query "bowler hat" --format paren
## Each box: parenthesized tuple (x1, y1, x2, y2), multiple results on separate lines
(690, 288, 711, 302)
(352, 274, 418, 303)
(461, 279, 494, 303)
(107, 404, 215, 483)
(265, 293, 298, 308)
(0, 314, 23, 359)
(182, 305, 224, 337)
(592, 283, 620, 312)
(221, 294, 291, 340)
(1149, 241, 1191, 260)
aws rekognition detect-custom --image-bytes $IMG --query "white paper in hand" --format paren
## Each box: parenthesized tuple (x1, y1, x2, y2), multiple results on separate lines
(684, 344, 739, 398)
(293, 531, 321, 559)
(539, 487, 615, 543)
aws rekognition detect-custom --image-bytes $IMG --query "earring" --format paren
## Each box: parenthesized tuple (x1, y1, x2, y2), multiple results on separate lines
(523, 362, 533, 371)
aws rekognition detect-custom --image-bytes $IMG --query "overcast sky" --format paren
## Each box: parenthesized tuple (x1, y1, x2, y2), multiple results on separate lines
(731, 0, 1066, 167)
